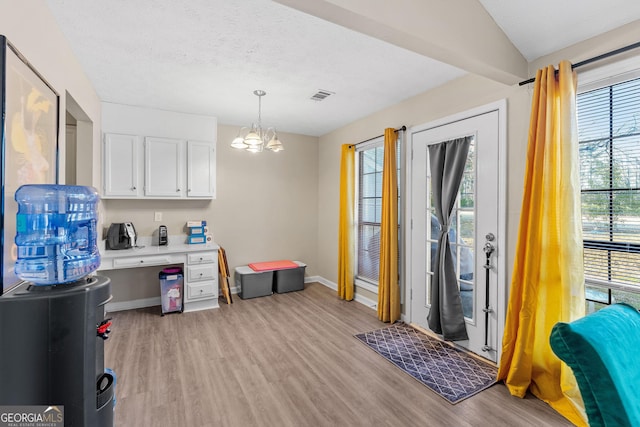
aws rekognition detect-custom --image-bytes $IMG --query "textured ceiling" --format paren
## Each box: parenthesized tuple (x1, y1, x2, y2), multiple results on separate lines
(45, 0, 640, 137)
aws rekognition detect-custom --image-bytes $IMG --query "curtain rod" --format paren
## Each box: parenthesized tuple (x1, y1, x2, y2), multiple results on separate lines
(349, 126, 406, 148)
(518, 41, 640, 86)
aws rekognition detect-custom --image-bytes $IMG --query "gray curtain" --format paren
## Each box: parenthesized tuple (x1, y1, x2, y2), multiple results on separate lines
(427, 136, 471, 341)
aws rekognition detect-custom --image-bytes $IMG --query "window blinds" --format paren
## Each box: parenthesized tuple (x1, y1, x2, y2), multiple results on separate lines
(578, 77, 640, 289)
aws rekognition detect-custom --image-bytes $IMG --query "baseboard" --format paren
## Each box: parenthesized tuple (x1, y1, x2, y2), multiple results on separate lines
(107, 277, 378, 313)
(106, 296, 160, 313)
(311, 276, 377, 311)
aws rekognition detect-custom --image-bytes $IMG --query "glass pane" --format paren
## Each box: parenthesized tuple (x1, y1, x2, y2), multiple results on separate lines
(375, 146, 384, 171)
(361, 173, 376, 198)
(361, 150, 376, 174)
(577, 86, 610, 143)
(611, 136, 640, 189)
(375, 171, 382, 197)
(360, 198, 377, 223)
(374, 198, 382, 223)
(581, 191, 610, 239)
(612, 191, 640, 243)
(579, 140, 611, 191)
(610, 251, 640, 285)
(612, 78, 640, 137)
(461, 139, 475, 208)
(459, 210, 474, 242)
(584, 248, 609, 282)
(611, 288, 640, 310)
(357, 224, 380, 281)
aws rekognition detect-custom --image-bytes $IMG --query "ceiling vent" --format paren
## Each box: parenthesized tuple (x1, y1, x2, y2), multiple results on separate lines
(310, 90, 334, 101)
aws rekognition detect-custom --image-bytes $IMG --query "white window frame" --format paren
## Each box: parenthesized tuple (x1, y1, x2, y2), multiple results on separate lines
(577, 58, 640, 308)
(353, 135, 404, 295)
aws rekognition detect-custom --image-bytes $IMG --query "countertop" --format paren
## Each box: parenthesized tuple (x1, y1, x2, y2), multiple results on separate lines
(99, 235, 219, 261)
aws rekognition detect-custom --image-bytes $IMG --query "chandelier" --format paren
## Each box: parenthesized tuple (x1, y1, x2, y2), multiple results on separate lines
(231, 90, 283, 153)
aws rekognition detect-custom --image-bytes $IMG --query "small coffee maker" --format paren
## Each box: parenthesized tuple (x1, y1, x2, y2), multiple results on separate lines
(157, 225, 168, 246)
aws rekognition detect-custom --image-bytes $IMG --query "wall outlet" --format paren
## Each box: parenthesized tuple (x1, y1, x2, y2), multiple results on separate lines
(154, 212, 162, 222)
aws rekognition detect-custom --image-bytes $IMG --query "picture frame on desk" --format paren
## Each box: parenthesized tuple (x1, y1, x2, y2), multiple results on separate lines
(0, 35, 59, 295)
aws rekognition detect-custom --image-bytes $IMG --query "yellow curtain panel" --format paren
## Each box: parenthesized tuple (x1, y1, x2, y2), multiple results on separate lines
(497, 61, 587, 426)
(338, 144, 355, 301)
(377, 128, 400, 323)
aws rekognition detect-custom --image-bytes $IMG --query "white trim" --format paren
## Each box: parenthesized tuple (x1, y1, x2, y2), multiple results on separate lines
(354, 292, 378, 310)
(313, 276, 377, 311)
(355, 278, 379, 294)
(106, 296, 161, 313)
(578, 56, 640, 93)
(105, 276, 380, 313)
(405, 99, 508, 363)
(354, 135, 384, 151)
(308, 275, 335, 289)
(496, 99, 508, 365)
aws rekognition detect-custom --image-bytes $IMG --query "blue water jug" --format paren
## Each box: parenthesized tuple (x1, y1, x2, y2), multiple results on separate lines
(14, 184, 101, 285)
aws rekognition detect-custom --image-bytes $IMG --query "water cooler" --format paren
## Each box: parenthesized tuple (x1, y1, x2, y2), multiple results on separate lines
(0, 276, 114, 426)
(0, 184, 114, 426)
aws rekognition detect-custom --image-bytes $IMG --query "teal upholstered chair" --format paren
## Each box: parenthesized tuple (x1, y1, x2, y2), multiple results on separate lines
(550, 303, 640, 427)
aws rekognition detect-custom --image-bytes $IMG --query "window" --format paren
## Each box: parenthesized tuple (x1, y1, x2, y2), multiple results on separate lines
(577, 76, 640, 311)
(426, 137, 476, 319)
(355, 138, 401, 287)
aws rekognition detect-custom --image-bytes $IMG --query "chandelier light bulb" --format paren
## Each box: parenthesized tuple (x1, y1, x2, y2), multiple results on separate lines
(230, 90, 284, 153)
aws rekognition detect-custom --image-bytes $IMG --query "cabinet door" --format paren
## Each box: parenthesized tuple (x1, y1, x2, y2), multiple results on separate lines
(144, 137, 184, 197)
(103, 133, 139, 197)
(187, 141, 216, 198)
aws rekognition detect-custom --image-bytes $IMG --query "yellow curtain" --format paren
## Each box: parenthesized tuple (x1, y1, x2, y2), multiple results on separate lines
(377, 128, 400, 323)
(338, 144, 355, 301)
(497, 61, 587, 426)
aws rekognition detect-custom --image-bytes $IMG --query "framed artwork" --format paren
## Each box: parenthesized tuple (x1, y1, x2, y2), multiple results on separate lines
(0, 35, 59, 295)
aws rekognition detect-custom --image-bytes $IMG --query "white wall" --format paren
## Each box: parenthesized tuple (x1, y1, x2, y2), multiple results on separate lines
(0, 0, 102, 188)
(103, 124, 319, 302)
(315, 21, 640, 306)
(102, 102, 217, 142)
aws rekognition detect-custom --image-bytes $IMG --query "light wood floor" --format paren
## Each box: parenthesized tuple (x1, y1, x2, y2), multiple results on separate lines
(105, 282, 573, 427)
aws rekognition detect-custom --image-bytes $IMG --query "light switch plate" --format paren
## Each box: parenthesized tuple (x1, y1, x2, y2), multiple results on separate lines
(154, 211, 162, 222)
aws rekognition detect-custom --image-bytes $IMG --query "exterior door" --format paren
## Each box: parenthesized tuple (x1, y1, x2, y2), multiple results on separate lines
(409, 107, 504, 362)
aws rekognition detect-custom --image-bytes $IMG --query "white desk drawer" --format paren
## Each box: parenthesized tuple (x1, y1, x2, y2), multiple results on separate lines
(187, 252, 217, 265)
(187, 281, 216, 300)
(187, 264, 216, 282)
(112, 255, 174, 269)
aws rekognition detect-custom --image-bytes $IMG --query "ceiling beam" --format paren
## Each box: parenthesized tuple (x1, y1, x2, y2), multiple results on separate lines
(274, 0, 528, 85)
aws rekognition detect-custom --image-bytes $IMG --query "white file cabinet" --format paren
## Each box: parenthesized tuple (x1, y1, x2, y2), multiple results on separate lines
(186, 252, 218, 303)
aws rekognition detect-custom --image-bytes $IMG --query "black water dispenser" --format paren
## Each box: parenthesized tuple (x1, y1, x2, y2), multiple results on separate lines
(0, 276, 114, 426)
(0, 185, 114, 426)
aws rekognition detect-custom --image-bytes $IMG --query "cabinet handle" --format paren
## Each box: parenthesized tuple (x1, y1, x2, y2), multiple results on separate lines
(131, 186, 136, 190)
(140, 260, 144, 263)
(176, 188, 181, 192)
(188, 189, 192, 192)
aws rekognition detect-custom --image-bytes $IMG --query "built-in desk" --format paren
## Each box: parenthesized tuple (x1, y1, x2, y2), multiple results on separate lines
(99, 237, 219, 313)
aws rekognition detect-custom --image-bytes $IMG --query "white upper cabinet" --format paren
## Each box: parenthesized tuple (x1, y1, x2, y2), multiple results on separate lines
(101, 103, 217, 200)
(102, 134, 216, 200)
(103, 133, 140, 197)
(144, 137, 184, 197)
(187, 141, 216, 198)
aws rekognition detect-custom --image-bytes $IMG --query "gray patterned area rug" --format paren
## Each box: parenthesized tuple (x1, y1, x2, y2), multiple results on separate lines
(355, 323, 498, 404)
